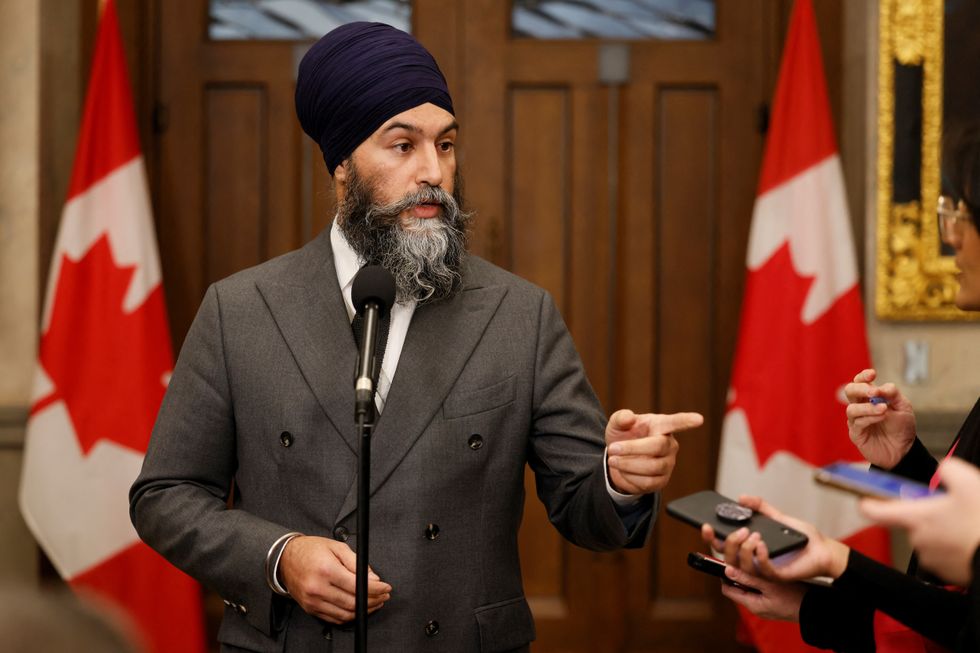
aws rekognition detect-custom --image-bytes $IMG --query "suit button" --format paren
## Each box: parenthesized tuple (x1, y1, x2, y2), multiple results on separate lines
(279, 431, 293, 447)
(467, 434, 483, 450)
(424, 523, 440, 540)
(424, 620, 439, 637)
(334, 526, 349, 542)
(239, 604, 248, 615)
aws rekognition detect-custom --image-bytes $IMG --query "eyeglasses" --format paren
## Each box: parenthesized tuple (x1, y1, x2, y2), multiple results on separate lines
(937, 196, 973, 242)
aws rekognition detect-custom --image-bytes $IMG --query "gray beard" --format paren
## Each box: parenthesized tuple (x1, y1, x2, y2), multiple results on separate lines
(337, 164, 471, 305)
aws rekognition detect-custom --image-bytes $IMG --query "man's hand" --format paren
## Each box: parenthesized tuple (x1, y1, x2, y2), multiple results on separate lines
(844, 368, 917, 470)
(860, 458, 980, 586)
(280, 535, 392, 624)
(605, 410, 702, 495)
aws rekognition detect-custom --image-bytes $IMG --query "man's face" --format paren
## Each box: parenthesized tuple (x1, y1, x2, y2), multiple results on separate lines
(334, 103, 470, 305)
(335, 103, 458, 221)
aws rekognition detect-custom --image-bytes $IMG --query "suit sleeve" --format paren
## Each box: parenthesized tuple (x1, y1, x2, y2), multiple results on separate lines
(129, 284, 291, 637)
(525, 291, 654, 551)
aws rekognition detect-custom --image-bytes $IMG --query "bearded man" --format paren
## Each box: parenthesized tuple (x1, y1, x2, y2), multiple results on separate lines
(130, 22, 702, 653)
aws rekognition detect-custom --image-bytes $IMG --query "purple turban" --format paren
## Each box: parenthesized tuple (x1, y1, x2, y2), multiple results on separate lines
(295, 22, 455, 175)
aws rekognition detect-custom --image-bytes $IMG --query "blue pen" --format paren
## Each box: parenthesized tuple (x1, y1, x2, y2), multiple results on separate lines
(869, 397, 887, 406)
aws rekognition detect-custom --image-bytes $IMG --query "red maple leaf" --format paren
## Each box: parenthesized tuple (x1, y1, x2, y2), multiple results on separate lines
(34, 234, 173, 455)
(729, 243, 870, 468)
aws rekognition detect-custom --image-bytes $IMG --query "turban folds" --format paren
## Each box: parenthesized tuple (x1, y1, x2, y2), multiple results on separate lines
(295, 22, 455, 175)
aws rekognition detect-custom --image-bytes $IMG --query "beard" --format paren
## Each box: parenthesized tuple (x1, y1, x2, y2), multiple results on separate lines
(337, 162, 472, 305)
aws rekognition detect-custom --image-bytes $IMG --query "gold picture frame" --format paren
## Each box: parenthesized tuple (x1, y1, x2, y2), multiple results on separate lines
(875, 0, 975, 320)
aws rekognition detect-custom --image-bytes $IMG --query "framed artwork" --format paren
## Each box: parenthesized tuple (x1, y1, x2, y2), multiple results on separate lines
(875, 0, 978, 320)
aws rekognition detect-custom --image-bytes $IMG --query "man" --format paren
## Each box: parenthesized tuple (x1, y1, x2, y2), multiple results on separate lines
(130, 22, 702, 652)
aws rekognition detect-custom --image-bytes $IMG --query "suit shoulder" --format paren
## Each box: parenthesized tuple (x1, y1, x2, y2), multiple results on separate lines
(464, 255, 548, 301)
(210, 235, 326, 300)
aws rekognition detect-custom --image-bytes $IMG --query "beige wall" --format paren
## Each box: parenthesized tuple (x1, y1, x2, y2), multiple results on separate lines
(0, 0, 40, 582)
(855, 2, 980, 426)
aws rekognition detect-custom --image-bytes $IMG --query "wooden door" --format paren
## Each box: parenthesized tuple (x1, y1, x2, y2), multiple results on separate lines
(150, 2, 839, 651)
(449, 3, 775, 652)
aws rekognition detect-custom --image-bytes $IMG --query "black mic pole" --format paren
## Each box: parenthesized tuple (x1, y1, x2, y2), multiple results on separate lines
(354, 301, 377, 653)
(350, 266, 394, 653)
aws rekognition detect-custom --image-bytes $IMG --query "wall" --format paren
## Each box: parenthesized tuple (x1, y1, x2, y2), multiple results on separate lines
(856, 2, 980, 448)
(0, 0, 40, 581)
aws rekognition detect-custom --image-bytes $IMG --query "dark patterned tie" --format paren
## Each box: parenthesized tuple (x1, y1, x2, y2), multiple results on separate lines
(351, 309, 391, 400)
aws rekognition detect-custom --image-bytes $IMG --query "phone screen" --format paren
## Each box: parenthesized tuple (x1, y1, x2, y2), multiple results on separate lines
(687, 552, 762, 594)
(814, 463, 940, 499)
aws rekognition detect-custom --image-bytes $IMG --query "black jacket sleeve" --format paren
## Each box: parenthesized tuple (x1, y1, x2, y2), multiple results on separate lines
(881, 437, 938, 483)
(798, 551, 970, 651)
(832, 551, 969, 651)
(798, 585, 875, 652)
(956, 546, 980, 653)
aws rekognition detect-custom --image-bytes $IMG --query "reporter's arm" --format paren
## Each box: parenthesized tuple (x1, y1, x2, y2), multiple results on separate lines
(832, 550, 969, 651)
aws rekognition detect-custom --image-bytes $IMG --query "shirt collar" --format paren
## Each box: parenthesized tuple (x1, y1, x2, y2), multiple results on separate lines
(330, 219, 363, 293)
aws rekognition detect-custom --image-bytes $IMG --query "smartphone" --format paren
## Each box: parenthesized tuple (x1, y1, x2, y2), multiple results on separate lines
(814, 462, 941, 500)
(666, 490, 809, 557)
(687, 552, 763, 594)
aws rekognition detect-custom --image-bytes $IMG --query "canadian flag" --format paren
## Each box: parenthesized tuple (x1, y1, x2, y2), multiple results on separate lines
(716, 0, 891, 650)
(18, 1, 205, 651)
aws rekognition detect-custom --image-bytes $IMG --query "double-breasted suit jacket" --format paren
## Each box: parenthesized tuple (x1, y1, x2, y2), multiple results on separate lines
(130, 228, 654, 652)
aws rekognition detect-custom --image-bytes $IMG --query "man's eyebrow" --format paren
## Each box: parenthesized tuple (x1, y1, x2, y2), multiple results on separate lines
(382, 120, 459, 136)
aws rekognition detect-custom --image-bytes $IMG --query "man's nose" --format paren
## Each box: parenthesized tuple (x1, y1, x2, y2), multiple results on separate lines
(415, 145, 444, 188)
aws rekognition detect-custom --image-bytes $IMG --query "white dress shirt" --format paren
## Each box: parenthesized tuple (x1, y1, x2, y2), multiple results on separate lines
(330, 221, 415, 414)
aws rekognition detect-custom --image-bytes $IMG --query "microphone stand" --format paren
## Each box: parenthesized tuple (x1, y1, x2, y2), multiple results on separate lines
(354, 301, 381, 653)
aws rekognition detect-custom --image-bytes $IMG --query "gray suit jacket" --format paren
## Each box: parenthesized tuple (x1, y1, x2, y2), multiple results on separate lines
(130, 229, 654, 652)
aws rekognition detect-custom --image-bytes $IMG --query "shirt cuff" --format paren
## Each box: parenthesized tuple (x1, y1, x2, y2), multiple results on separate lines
(604, 448, 641, 508)
(265, 532, 303, 596)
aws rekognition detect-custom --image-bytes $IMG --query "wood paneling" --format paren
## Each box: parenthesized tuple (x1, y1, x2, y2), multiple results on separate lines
(509, 89, 572, 603)
(509, 87, 569, 304)
(205, 85, 265, 282)
(654, 87, 717, 603)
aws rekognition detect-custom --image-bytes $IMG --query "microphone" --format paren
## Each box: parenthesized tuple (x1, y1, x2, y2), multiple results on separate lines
(351, 265, 396, 422)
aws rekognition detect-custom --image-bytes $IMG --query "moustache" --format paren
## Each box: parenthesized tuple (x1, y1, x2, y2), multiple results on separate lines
(366, 185, 457, 224)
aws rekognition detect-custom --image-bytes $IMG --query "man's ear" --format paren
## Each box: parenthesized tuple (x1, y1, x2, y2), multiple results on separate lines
(333, 160, 348, 203)
(334, 160, 348, 183)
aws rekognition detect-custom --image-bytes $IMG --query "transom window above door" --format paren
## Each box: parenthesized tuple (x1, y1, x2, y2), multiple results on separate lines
(512, 0, 715, 40)
(209, 0, 411, 40)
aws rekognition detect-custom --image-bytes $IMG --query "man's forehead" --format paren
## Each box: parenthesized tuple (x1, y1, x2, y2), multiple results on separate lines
(375, 103, 458, 136)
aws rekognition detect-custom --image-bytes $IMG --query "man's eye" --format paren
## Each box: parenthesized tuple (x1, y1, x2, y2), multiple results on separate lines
(439, 141, 454, 152)
(394, 143, 411, 153)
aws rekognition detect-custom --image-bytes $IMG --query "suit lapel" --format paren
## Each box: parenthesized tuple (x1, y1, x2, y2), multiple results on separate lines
(334, 278, 507, 523)
(256, 231, 359, 453)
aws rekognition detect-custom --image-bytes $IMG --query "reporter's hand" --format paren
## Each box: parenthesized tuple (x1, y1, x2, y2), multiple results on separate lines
(280, 535, 392, 624)
(860, 458, 980, 586)
(700, 496, 849, 582)
(844, 368, 916, 469)
(719, 565, 807, 622)
(605, 410, 703, 494)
